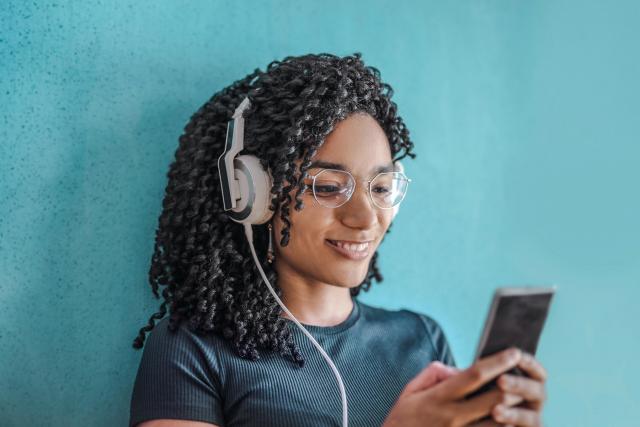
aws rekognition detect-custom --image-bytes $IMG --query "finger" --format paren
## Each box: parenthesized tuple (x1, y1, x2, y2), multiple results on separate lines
(432, 347, 522, 400)
(452, 387, 524, 426)
(493, 405, 542, 427)
(517, 352, 547, 382)
(401, 361, 459, 395)
(497, 374, 546, 405)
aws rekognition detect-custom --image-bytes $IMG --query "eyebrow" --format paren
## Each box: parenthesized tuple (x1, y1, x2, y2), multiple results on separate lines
(308, 160, 394, 175)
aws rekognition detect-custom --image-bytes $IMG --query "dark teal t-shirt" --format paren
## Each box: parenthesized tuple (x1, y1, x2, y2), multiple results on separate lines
(129, 297, 456, 427)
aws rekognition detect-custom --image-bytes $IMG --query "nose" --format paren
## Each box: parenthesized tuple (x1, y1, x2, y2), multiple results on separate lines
(338, 184, 378, 229)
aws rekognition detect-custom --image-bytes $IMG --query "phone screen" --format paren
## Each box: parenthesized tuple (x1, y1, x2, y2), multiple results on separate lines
(466, 286, 555, 400)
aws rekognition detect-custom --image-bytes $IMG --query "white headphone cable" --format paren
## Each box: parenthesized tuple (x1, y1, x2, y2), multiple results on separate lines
(243, 223, 349, 427)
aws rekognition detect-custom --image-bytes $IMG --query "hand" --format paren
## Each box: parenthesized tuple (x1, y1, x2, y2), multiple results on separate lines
(401, 360, 460, 394)
(489, 352, 547, 426)
(382, 347, 526, 427)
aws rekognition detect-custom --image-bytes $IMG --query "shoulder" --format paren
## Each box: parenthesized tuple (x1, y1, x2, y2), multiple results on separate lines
(142, 316, 197, 353)
(145, 316, 227, 350)
(139, 316, 227, 378)
(357, 300, 456, 366)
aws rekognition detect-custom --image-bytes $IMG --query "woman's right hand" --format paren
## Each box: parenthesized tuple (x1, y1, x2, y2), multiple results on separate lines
(382, 347, 526, 427)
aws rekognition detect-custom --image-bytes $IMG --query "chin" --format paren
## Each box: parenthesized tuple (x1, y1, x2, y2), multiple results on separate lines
(325, 269, 369, 288)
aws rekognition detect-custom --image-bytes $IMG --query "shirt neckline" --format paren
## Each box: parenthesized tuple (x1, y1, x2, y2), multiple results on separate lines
(283, 297, 361, 336)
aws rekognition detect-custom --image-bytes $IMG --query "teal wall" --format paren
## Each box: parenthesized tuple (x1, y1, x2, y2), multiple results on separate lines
(2, 1, 638, 426)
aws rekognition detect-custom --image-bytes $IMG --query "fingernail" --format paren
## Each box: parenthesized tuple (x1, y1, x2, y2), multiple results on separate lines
(509, 348, 521, 362)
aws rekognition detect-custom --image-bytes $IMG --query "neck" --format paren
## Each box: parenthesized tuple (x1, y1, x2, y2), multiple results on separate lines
(274, 264, 354, 326)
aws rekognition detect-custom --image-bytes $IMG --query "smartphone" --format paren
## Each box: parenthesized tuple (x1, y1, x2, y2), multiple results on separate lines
(466, 286, 556, 400)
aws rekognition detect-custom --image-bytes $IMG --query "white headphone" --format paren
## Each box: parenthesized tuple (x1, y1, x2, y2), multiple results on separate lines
(217, 97, 405, 427)
(218, 97, 404, 225)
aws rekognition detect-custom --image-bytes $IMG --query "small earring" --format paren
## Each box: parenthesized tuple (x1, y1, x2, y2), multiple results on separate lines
(267, 223, 275, 264)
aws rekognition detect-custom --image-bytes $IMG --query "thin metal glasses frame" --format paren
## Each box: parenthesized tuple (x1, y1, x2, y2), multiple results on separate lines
(305, 168, 412, 209)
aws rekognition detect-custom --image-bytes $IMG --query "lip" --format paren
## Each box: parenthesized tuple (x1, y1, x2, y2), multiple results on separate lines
(325, 239, 371, 260)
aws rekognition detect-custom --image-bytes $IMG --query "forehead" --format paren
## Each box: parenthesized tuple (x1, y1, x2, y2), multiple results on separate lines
(310, 113, 392, 174)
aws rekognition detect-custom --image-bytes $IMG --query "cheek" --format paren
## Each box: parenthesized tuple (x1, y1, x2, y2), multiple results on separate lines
(274, 202, 333, 250)
(379, 211, 393, 228)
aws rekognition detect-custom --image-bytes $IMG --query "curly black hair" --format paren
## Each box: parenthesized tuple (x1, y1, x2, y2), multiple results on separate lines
(132, 52, 416, 368)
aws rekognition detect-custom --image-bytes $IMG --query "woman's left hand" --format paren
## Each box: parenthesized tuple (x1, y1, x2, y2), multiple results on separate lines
(490, 352, 548, 426)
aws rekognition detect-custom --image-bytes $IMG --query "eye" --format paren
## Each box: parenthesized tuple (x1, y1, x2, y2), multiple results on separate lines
(372, 185, 390, 194)
(315, 184, 347, 196)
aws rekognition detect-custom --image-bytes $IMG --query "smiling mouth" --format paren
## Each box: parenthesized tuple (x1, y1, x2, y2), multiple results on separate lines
(325, 239, 371, 260)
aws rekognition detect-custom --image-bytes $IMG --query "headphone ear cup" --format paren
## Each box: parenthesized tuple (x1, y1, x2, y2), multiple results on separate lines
(227, 155, 274, 225)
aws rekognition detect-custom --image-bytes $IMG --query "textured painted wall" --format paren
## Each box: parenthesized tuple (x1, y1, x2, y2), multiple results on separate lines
(1, 1, 638, 426)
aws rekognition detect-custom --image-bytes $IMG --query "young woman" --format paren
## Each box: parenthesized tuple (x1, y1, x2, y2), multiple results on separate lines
(129, 53, 547, 427)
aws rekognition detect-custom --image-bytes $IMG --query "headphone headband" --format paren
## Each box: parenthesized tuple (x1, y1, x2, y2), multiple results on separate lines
(218, 98, 251, 212)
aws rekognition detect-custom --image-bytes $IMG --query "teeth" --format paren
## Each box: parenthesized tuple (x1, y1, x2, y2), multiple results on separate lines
(331, 240, 369, 252)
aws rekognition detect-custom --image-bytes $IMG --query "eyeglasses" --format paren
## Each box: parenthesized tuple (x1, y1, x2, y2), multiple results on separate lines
(303, 168, 411, 209)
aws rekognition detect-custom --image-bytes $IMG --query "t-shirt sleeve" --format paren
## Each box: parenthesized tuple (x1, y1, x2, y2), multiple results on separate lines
(129, 318, 225, 427)
(417, 314, 457, 367)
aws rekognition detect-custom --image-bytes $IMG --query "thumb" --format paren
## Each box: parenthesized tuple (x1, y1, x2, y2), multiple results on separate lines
(401, 361, 460, 396)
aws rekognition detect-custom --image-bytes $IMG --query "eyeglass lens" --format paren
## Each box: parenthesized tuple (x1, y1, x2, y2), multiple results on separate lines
(310, 170, 408, 209)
